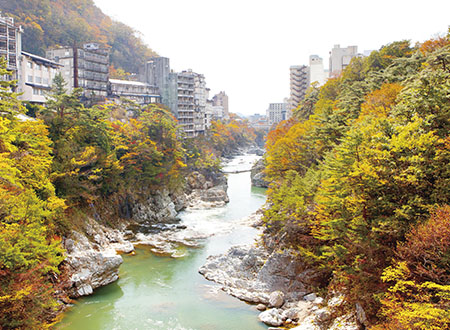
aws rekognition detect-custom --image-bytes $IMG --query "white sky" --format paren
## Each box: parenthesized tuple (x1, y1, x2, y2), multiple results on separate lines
(94, 0, 450, 116)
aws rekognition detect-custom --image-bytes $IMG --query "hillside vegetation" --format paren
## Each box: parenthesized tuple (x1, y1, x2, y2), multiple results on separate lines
(0, 0, 156, 73)
(264, 33, 450, 328)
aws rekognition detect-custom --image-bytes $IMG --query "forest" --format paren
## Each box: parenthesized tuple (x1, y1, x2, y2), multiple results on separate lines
(0, 0, 156, 73)
(0, 62, 257, 329)
(263, 33, 450, 328)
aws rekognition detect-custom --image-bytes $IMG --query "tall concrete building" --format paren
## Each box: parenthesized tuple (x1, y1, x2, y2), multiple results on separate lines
(289, 65, 310, 113)
(309, 55, 327, 86)
(212, 91, 229, 119)
(46, 43, 109, 102)
(176, 70, 196, 137)
(0, 13, 22, 82)
(193, 72, 207, 135)
(266, 102, 288, 125)
(143, 56, 172, 107)
(329, 44, 358, 77)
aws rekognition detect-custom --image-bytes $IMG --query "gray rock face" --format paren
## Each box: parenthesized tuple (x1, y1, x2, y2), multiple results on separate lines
(185, 171, 229, 206)
(65, 231, 123, 298)
(201, 187, 230, 203)
(132, 189, 179, 223)
(199, 243, 314, 307)
(251, 158, 269, 188)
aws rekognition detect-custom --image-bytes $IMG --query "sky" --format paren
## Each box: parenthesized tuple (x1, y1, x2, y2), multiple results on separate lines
(93, 0, 450, 116)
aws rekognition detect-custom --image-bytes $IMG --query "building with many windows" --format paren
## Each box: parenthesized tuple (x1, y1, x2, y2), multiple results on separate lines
(18, 51, 63, 103)
(212, 91, 229, 119)
(176, 70, 196, 137)
(266, 102, 288, 125)
(46, 43, 109, 102)
(0, 13, 22, 82)
(289, 65, 310, 113)
(193, 72, 207, 135)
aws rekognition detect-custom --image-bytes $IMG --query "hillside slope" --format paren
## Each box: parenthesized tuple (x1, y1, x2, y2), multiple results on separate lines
(0, 0, 157, 73)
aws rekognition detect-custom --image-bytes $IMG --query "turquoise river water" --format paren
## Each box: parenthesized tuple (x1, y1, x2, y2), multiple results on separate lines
(57, 154, 269, 330)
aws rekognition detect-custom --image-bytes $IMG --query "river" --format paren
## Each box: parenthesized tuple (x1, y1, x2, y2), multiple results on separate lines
(58, 154, 268, 330)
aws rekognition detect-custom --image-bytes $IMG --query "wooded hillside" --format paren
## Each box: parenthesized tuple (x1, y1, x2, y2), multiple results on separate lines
(0, 0, 157, 73)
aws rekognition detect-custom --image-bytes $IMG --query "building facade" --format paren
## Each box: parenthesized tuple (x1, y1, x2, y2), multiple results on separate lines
(289, 65, 310, 113)
(329, 44, 358, 77)
(46, 43, 109, 102)
(0, 13, 22, 82)
(18, 51, 63, 103)
(309, 55, 327, 86)
(212, 91, 229, 119)
(108, 79, 160, 105)
(176, 70, 196, 137)
(193, 72, 207, 135)
(266, 102, 288, 126)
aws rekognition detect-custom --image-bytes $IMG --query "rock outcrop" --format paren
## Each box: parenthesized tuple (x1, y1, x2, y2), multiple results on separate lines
(199, 235, 359, 329)
(186, 171, 229, 207)
(251, 158, 269, 188)
(64, 231, 124, 298)
(132, 188, 180, 224)
(63, 217, 136, 298)
(199, 243, 315, 305)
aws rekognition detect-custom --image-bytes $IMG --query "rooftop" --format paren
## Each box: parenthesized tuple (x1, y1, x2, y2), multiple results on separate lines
(22, 51, 63, 68)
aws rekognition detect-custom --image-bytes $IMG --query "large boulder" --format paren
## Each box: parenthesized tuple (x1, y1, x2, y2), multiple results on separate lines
(269, 291, 285, 308)
(258, 308, 284, 327)
(201, 187, 229, 203)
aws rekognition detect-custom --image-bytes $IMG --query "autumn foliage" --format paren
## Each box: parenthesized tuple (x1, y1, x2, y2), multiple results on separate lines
(263, 34, 450, 327)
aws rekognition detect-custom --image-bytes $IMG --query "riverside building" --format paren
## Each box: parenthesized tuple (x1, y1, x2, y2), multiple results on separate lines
(108, 79, 160, 105)
(46, 43, 109, 102)
(18, 51, 63, 103)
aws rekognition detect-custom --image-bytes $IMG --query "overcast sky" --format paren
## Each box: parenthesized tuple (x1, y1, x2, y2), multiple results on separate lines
(94, 0, 450, 116)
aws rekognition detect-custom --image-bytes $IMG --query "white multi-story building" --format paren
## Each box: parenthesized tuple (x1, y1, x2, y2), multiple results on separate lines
(266, 102, 288, 126)
(329, 44, 358, 77)
(18, 51, 63, 103)
(309, 55, 327, 86)
(193, 72, 207, 135)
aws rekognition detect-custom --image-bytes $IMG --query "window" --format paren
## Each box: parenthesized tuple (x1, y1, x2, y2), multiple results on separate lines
(35, 77, 42, 84)
(40, 89, 45, 95)
(27, 75, 33, 83)
(43, 78, 49, 85)
(27, 61, 33, 69)
(33, 88, 39, 95)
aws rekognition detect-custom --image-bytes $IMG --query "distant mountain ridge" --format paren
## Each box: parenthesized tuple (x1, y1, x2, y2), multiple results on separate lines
(0, 0, 157, 73)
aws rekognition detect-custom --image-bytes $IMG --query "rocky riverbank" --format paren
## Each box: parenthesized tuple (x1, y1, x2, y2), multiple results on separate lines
(62, 167, 231, 299)
(199, 213, 360, 329)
